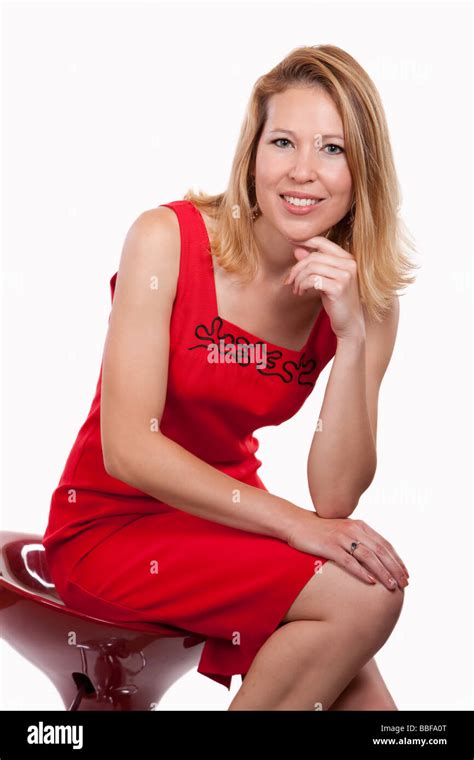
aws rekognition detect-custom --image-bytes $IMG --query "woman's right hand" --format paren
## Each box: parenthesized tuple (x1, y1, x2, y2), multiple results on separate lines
(287, 510, 409, 590)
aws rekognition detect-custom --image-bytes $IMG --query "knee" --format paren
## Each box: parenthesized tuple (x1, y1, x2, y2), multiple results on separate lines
(350, 582, 405, 640)
(371, 582, 405, 624)
(322, 560, 405, 633)
(281, 560, 405, 631)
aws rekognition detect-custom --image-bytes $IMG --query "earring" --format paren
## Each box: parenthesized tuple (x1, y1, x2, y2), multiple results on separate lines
(251, 204, 261, 221)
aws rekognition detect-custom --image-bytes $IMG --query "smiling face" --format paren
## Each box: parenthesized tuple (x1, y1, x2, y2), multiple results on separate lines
(253, 86, 353, 242)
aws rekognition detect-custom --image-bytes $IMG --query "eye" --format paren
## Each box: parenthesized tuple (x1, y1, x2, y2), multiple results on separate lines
(270, 138, 344, 154)
(271, 138, 293, 149)
(324, 143, 344, 155)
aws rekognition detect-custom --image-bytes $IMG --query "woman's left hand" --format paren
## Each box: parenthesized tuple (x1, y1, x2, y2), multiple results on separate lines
(283, 236, 366, 341)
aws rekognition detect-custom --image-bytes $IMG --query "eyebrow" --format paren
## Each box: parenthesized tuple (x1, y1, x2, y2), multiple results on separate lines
(268, 129, 344, 140)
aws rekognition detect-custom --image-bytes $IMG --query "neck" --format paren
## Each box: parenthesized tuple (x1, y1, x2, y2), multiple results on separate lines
(252, 215, 297, 282)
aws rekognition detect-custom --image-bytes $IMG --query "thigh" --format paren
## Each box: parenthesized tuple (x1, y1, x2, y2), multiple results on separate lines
(62, 510, 329, 641)
(281, 560, 405, 626)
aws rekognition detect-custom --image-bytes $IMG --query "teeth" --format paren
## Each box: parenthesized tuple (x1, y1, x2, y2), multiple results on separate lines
(283, 195, 320, 207)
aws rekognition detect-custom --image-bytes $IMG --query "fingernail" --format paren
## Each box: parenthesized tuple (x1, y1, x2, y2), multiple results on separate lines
(367, 575, 377, 584)
(388, 578, 396, 588)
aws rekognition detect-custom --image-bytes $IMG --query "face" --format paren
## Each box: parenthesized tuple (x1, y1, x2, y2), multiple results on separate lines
(253, 86, 353, 243)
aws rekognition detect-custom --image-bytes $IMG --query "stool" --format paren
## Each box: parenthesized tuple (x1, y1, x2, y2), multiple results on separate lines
(0, 531, 206, 710)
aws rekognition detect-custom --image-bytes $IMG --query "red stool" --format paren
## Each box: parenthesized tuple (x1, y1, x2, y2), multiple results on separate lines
(0, 531, 205, 711)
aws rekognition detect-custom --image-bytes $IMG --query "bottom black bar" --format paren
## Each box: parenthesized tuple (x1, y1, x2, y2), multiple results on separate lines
(0, 709, 472, 757)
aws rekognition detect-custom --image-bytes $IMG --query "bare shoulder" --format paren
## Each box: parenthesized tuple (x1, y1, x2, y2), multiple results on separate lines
(116, 205, 182, 304)
(124, 205, 180, 251)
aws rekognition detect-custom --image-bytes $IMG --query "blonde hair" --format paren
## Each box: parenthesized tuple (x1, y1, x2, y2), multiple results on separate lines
(183, 44, 419, 321)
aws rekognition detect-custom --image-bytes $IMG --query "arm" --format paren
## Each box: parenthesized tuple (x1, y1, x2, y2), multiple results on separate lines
(307, 296, 400, 519)
(101, 207, 305, 543)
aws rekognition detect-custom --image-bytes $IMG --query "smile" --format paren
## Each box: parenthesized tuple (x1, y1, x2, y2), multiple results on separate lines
(279, 194, 326, 214)
(283, 195, 321, 206)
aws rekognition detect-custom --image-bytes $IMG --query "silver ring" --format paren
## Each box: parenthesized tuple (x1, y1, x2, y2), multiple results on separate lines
(350, 541, 361, 555)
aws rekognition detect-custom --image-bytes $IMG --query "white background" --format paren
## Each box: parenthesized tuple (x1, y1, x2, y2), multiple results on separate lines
(1, 0, 472, 711)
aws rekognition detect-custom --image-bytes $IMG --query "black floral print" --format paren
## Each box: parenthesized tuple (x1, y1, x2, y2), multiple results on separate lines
(188, 316, 319, 387)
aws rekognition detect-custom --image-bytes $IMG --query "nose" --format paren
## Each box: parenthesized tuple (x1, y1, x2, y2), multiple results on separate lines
(288, 145, 321, 184)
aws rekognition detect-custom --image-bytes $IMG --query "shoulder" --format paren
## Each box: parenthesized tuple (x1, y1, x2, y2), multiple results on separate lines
(126, 205, 180, 244)
(121, 205, 181, 268)
(116, 205, 182, 302)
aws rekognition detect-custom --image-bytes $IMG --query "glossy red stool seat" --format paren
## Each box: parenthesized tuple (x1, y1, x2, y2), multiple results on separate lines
(0, 531, 205, 711)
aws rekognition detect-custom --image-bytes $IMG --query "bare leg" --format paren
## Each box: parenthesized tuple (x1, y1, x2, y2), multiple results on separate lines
(228, 601, 403, 710)
(228, 561, 404, 711)
(327, 657, 398, 710)
(239, 655, 398, 710)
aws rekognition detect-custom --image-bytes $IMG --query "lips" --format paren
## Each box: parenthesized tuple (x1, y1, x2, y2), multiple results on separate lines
(279, 194, 327, 215)
(280, 192, 325, 201)
(280, 193, 324, 208)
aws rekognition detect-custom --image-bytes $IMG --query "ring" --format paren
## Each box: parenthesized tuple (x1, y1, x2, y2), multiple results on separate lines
(350, 541, 361, 555)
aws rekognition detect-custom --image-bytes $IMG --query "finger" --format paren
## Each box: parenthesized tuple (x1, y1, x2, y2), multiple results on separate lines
(286, 251, 355, 286)
(292, 262, 339, 294)
(356, 526, 409, 584)
(351, 543, 401, 590)
(295, 274, 339, 298)
(359, 524, 410, 578)
(370, 543, 409, 588)
(287, 251, 351, 284)
(288, 236, 355, 261)
(332, 547, 378, 585)
(296, 274, 341, 298)
(379, 543, 410, 579)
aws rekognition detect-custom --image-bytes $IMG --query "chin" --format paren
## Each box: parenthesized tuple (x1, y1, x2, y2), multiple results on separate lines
(263, 206, 323, 242)
(283, 225, 327, 243)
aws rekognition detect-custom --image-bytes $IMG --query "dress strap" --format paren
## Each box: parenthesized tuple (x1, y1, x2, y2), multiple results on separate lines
(159, 200, 216, 317)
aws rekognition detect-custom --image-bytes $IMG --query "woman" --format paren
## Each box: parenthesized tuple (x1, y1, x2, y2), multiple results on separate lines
(42, 44, 418, 711)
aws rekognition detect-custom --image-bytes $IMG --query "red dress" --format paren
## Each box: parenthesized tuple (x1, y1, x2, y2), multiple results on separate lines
(42, 199, 337, 691)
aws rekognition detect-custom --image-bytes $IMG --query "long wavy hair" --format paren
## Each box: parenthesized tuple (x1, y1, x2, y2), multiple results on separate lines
(183, 44, 419, 321)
